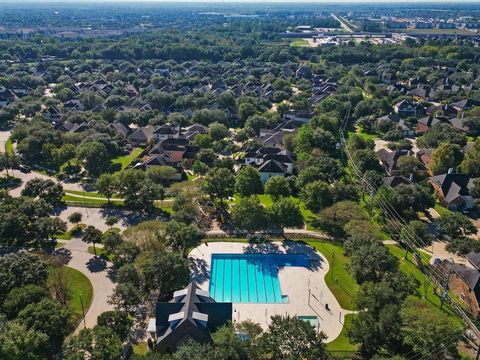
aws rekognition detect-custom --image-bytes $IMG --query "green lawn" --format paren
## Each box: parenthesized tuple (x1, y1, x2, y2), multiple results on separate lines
(64, 189, 122, 199)
(111, 148, 143, 171)
(5, 138, 14, 156)
(290, 39, 309, 47)
(64, 266, 93, 325)
(434, 203, 452, 217)
(327, 314, 359, 352)
(347, 129, 378, 142)
(306, 240, 358, 311)
(387, 244, 463, 326)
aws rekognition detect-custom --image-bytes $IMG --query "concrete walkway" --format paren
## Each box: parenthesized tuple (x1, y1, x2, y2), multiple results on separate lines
(60, 237, 115, 332)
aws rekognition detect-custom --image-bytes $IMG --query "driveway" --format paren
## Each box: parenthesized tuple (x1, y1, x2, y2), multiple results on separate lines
(60, 237, 115, 331)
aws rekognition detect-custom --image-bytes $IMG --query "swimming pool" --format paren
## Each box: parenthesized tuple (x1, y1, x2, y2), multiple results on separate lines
(209, 253, 309, 303)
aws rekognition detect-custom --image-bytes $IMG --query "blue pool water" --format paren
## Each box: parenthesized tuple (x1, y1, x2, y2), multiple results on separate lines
(209, 253, 309, 303)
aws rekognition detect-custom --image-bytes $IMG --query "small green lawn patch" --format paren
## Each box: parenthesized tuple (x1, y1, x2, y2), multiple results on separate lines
(306, 240, 358, 311)
(434, 203, 452, 217)
(327, 313, 358, 352)
(64, 266, 93, 325)
(290, 39, 309, 47)
(132, 342, 148, 355)
(111, 148, 143, 171)
(87, 246, 113, 261)
(57, 224, 87, 240)
(5, 137, 14, 156)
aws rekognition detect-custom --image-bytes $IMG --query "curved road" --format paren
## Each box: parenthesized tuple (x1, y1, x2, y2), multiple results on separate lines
(60, 238, 114, 332)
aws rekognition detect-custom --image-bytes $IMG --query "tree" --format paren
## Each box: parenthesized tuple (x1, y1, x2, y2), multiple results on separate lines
(300, 180, 333, 213)
(0, 252, 48, 303)
(0, 322, 49, 360)
(16, 298, 72, 357)
(147, 166, 179, 185)
(208, 122, 228, 141)
(165, 221, 202, 257)
(396, 156, 422, 177)
(105, 216, 119, 227)
(137, 251, 190, 302)
(2, 284, 49, 319)
(349, 242, 398, 283)
(270, 197, 304, 234)
(429, 143, 463, 175)
(313, 201, 369, 237)
(417, 123, 467, 148)
(238, 103, 257, 126)
(37, 217, 67, 247)
(461, 138, 480, 176)
(264, 176, 291, 200)
(401, 297, 462, 359)
(352, 149, 382, 174)
(202, 168, 235, 204)
(82, 225, 103, 255)
(67, 212, 83, 225)
(235, 166, 263, 197)
(97, 311, 133, 341)
(231, 196, 267, 235)
(436, 212, 477, 239)
(63, 326, 123, 360)
(116, 170, 164, 212)
(261, 315, 328, 360)
(387, 184, 434, 214)
(76, 140, 109, 176)
(347, 273, 418, 356)
(212, 324, 249, 360)
(21, 178, 64, 206)
(400, 220, 432, 247)
(96, 173, 118, 203)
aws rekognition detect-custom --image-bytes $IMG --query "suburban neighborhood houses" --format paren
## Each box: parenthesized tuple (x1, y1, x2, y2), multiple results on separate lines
(5, 2, 480, 360)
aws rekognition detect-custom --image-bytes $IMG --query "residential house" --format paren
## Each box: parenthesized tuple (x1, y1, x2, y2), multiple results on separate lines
(109, 122, 130, 138)
(429, 172, 476, 210)
(383, 176, 413, 188)
(148, 281, 232, 353)
(257, 160, 288, 182)
(63, 99, 84, 112)
(416, 117, 442, 134)
(394, 100, 425, 117)
(466, 251, 480, 270)
(0, 87, 17, 107)
(153, 123, 180, 143)
(451, 99, 478, 112)
(127, 125, 156, 147)
(408, 85, 436, 101)
(377, 149, 413, 176)
(417, 148, 435, 167)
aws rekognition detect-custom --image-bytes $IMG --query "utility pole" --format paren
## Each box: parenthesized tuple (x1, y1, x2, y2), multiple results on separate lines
(331, 251, 335, 280)
(80, 294, 86, 329)
(440, 268, 452, 311)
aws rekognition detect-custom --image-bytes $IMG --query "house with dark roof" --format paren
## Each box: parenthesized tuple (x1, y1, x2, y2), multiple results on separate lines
(383, 176, 412, 188)
(416, 117, 442, 134)
(153, 123, 180, 143)
(428, 172, 476, 210)
(408, 85, 435, 101)
(257, 160, 288, 182)
(148, 281, 232, 354)
(466, 251, 480, 270)
(0, 87, 17, 107)
(449, 264, 480, 318)
(451, 98, 477, 112)
(127, 125, 156, 146)
(394, 100, 425, 117)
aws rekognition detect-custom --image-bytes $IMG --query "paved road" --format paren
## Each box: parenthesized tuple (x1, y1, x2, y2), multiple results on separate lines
(61, 237, 115, 332)
(58, 206, 128, 232)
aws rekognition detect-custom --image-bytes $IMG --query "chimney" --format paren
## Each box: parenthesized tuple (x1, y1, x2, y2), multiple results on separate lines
(448, 168, 454, 174)
(409, 173, 414, 182)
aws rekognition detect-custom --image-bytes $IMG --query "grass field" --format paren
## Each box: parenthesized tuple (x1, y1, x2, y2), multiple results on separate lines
(57, 224, 86, 240)
(111, 148, 143, 171)
(64, 266, 93, 325)
(290, 39, 310, 47)
(326, 314, 358, 352)
(306, 240, 358, 311)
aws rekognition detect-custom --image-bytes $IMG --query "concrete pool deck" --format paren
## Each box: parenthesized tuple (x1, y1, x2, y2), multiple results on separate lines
(188, 241, 352, 342)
